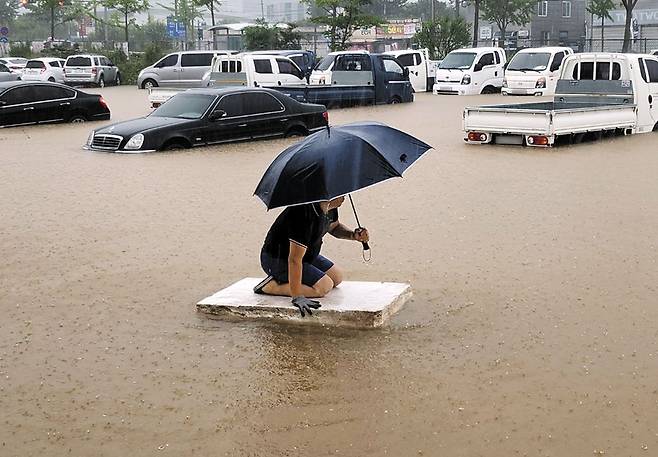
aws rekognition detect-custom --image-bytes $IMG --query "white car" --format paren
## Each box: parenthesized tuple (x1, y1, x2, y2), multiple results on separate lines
(21, 58, 67, 83)
(0, 57, 28, 75)
(310, 50, 369, 85)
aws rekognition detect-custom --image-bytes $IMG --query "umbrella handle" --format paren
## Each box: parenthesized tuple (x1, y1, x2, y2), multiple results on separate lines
(361, 241, 370, 251)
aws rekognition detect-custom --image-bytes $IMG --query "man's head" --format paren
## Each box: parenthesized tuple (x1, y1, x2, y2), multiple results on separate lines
(328, 196, 345, 209)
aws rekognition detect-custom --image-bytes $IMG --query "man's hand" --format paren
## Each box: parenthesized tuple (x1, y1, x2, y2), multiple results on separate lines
(354, 228, 370, 243)
(291, 296, 321, 317)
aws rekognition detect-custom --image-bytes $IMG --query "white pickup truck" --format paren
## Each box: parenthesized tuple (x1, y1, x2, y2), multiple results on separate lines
(464, 53, 658, 147)
(384, 48, 440, 92)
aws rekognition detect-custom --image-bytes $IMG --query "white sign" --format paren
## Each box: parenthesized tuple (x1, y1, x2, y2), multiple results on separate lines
(479, 26, 492, 40)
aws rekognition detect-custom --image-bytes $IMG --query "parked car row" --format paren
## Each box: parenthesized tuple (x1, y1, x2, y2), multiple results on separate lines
(0, 54, 120, 87)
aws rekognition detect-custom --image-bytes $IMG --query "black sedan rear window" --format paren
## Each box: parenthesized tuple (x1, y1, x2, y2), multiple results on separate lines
(152, 94, 215, 119)
(67, 57, 92, 67)
(26, 61, 46, 69)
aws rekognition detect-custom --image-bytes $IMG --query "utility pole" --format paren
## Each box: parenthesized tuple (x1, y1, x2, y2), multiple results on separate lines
(431, 0, 435, 21)
(261, 0, 264, 20)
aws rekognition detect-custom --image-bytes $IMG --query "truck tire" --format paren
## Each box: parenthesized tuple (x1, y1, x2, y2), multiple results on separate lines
(389, 96, 402, 104)
(481, 86, 497, 94)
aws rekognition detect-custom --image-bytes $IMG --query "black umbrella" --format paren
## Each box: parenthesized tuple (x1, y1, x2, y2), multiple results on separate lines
(254, 121, 433, 251)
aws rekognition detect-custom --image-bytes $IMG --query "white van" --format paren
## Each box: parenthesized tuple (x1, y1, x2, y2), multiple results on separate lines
(137, 50, 238, 89)
(433, 47, 506, 95)
(384, 48, 440, 92)
(310, 50, 369, 85)
(502, 47, 573, 96)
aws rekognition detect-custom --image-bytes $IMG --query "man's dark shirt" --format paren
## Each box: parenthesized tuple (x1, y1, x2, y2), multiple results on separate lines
(262, 203, 339, 262)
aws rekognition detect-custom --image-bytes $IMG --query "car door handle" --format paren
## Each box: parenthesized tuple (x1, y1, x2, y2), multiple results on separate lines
(59, 102, 70, 106)
(23, 106, 34, 111)
(238, 123, 247, 127)
(279, 118, 289, 122)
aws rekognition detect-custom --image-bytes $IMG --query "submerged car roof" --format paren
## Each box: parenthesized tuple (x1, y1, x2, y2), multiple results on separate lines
(181, 87, 285, 97)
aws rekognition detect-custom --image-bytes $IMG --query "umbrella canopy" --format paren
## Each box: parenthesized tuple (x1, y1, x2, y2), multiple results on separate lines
(254, 121, 433, 210)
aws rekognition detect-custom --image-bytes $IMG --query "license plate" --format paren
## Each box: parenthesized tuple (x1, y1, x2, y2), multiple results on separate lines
(441, 86, 452, 91)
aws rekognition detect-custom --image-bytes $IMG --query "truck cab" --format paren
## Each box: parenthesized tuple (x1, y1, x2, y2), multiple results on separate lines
(310, 50, 370, 85)
(384, 48, 439, 92)
(502, 47, 572, 96)
(433, 47, 506, 95)
(206, 53, 306, 88)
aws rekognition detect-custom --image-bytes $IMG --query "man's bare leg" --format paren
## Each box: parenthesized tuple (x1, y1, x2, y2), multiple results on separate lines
(325, 265, 343, 288)
(262, 275, 333, 298)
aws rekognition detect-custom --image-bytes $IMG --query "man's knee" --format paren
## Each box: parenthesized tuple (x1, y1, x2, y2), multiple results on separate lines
(326, 266, 343, 287)
(312, 275, 334, 297)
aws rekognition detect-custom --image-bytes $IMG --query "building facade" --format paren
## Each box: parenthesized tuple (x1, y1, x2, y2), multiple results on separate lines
(531, 0, 587, 49)
(264, 0, 307, 23)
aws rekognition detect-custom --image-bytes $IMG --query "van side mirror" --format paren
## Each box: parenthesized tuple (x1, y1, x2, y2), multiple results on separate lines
(208, 110, 226, 121)
(550, 62, 561, 72)
(403, 67, 409, 78)
(474, 63, 483, 72)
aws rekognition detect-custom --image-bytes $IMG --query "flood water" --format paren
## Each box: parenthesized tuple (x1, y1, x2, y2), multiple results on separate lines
(1, 87, 657, 456)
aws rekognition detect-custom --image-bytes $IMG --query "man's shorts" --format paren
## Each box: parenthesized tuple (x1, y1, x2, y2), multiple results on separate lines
(260, 251, 334, 287)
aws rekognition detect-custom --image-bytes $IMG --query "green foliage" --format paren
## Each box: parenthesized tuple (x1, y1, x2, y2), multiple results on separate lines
(243, 21, 302, 50)
(586, 0, 616, 20)
(306, 0, 381, 51)
(101, 42, 168, 84)
(413, 15, 470, 60)
(0, 0, 18, 25)
(102, 0, 150, 44)
(158, 0, 202, 45)
(9, 42, 33, 58)
(480, 0, 534, 37)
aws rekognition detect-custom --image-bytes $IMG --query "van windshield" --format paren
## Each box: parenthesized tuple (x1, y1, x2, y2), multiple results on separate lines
(151, 94, 215, 119)
(315, 55, 334, 71)
(439, 52, 476, 70)
(507, 52, 551, 71)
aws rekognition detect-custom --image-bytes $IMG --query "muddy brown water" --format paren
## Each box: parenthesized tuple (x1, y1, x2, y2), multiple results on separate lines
(1, 87, 657, 456)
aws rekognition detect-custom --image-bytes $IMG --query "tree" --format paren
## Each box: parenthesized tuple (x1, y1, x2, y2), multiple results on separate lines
(413, 15, 470, 60)
(102, 0, 149, 46)
(193, 0, 220, 48)
(621, 0, 638, 52)
(471, 0, 479, 47)
(364, 0, 407, 19)
(0, 0, 18, 25)
(159, 0, 202, 48)
(480, 0, 534, 46)
(587, 0, 615, 51)
(243, 21, 280, 50)
(243, 21, 302, 50)
(403, 0, 447, 21)
(306, 0, 380, 52)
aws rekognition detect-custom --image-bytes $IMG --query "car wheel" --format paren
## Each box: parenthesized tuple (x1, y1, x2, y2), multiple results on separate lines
(98, 75, 105, 88)
(48, 77, 56, 82)
(162, 140, 189, 151)
(142, 79, 158, 90)
(69, 114, 87, 123)
(389, 96, 402, 104)
(115, 73, 121, 86)
(285, 126, 308, 137)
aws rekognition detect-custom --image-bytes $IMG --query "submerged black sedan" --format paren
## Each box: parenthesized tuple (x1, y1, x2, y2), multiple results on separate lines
(85, 87, 329, 153)
(0, 81, 110, 128)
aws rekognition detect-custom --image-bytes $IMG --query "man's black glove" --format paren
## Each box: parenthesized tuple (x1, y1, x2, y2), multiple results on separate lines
(291, 296, 321, 317)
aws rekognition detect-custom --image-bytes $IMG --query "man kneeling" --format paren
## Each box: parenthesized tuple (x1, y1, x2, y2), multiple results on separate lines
(254, 196, 370, 317)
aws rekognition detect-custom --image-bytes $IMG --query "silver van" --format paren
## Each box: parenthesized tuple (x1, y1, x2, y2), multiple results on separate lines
(137, 50, 238, 89)
(64, 54, 120, 87)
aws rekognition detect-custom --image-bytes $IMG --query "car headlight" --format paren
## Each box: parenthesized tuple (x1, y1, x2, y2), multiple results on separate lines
(535, 77, 546, 89)
(502, 78, 507, 88)
(461, 74, 471, 85)
(124, 133, 145, 150)
(87, 130, 95, 145)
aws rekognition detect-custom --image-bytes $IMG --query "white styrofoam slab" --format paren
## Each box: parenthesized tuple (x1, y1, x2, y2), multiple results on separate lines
(197, 278, 412, 328)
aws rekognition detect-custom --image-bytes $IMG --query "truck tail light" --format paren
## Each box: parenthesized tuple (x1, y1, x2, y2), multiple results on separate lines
(322, 111, 329, 123)
(526, 135, 549, 146)
(91, 67, 98, 74)
(468, 131, 488, 142)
